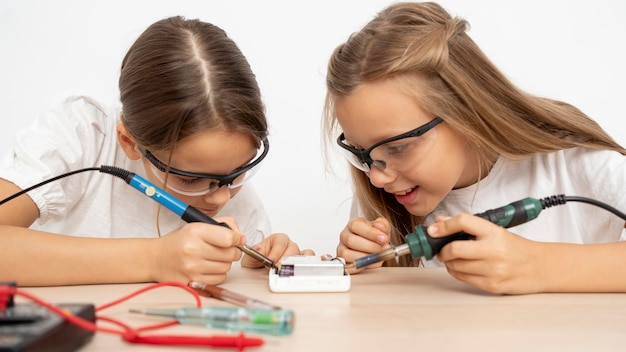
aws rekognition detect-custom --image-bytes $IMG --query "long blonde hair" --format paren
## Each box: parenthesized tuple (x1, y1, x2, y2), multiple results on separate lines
(322, 2, 625, 266)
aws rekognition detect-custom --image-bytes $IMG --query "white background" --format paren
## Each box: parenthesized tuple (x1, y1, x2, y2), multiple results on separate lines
(1, 1, 624, 255)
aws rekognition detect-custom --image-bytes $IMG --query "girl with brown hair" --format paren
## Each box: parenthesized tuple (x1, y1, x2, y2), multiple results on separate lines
(0, 16, 310, 286)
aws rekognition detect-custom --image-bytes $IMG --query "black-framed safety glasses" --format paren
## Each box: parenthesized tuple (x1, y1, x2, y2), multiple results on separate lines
(336, 117, 443, 172)
(139, 137, 269, 196)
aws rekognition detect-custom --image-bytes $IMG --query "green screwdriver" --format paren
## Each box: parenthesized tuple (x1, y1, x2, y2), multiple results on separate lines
(130, 306, 294, 336)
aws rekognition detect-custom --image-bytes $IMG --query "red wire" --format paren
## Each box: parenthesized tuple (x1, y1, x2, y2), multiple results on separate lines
(96, 281, 201, 311)
(94, 281, 200, 334)
(9, 282, 264, 350)
(95, 315, 134, 333)
(13, 289, 124, 335)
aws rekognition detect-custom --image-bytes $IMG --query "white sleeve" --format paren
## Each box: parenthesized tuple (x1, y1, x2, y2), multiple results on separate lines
(0, 95, 114, 221)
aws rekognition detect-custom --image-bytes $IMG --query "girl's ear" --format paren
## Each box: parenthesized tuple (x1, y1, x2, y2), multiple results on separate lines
(116, 123, 142, 160)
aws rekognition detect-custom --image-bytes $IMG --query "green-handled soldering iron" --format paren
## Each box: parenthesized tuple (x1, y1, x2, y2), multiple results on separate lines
(345, 197, 547, 269)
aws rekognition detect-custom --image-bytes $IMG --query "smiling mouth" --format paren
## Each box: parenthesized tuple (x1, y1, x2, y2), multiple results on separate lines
(393, 187, 415, 196)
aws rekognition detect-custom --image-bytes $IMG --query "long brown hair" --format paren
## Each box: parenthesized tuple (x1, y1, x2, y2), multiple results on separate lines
(323, 2, 625, 266)
(119, 16, 267, 153)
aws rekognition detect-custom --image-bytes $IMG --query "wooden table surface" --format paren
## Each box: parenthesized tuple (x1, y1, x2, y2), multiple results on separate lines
(15, 266, 626, 351)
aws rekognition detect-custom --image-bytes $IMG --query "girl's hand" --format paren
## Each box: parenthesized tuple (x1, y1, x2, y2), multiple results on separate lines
(148, 217, 245, 285)
(241, 233, 315, 269)
(336, 217, 391, 274)
(430, 213, 544, 294)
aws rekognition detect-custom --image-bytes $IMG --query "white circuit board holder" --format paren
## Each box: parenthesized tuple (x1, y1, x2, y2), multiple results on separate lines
(268, 256, 351, 293)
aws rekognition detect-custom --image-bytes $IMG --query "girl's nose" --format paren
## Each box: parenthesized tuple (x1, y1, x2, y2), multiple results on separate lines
(202, 185, 231, 206)
(366, 165, 397, 188)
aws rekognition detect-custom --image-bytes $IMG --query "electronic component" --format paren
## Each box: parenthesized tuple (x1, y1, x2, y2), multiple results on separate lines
(0, 303, 95, 352)
(269, 256, 351, 293)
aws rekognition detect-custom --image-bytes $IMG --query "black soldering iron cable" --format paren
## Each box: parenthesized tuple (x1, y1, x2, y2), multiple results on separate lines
(0, 167, 100, 205)
(2, 167, 626, 223)
(0, 166, 278, 269)
(539, 194, 626, 221)
(565, 196, 626, 221)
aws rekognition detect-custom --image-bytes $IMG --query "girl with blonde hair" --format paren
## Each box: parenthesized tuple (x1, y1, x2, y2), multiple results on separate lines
(324, 2, 626, 294)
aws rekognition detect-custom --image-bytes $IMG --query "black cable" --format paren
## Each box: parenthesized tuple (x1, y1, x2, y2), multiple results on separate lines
(539, 194, 626, 221)
(566, 196, 626, 221)
(2, 167, 626, 225)
(0, 167, 100, 206)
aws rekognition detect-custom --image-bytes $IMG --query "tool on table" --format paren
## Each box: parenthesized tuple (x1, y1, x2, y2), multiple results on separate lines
(130, 306, 294, 336)
(188, 281, 281, 310)
(345, 196, 566, 269)
(99, 166, 278, 270)
(0, 301, 95, 352)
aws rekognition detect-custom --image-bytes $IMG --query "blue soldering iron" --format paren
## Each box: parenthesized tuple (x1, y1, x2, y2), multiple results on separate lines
(99, 165, 277, 269)
(346, 197, 550, 269)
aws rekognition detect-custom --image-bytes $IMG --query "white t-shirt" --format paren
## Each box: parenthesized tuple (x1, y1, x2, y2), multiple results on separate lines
(352, 147, 626, 267)
(0, 95, 271, 248)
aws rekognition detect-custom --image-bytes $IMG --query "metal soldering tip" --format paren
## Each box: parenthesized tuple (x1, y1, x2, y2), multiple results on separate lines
(240, 244, 277, 269)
